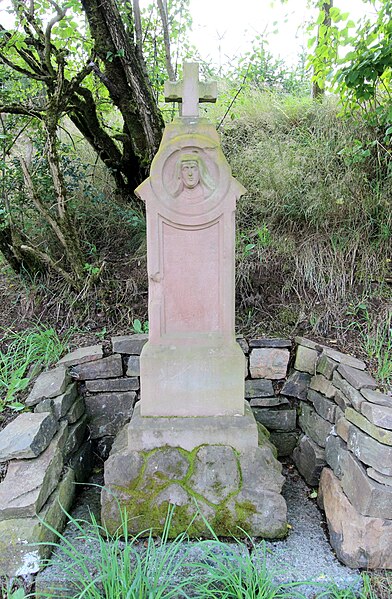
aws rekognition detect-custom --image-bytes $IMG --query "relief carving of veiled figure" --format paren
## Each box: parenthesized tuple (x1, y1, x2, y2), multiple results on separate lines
(168, 152, 216, 204)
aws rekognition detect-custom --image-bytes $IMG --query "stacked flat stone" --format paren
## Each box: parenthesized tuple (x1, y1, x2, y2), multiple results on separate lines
(245, 338, 299, 456)
(0, 363, 92, 576)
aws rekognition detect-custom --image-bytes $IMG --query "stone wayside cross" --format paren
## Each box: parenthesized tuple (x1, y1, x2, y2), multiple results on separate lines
(101, 61, 287, 541)
(164, 62, 217, 117)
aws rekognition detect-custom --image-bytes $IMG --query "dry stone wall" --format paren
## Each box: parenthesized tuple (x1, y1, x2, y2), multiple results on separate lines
(0, 334, 390, 575)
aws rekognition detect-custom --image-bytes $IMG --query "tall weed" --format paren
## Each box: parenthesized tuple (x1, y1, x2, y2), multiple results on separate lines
(0, 325, 69, 410)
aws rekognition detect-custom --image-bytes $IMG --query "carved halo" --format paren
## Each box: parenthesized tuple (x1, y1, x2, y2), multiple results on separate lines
(149, 134, 232, 219)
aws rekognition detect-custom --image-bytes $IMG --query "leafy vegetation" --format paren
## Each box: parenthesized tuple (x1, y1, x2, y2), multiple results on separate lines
(0, 324, 70, 411)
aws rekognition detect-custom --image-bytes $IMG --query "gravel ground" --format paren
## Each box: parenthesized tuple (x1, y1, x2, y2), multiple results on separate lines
(262, 462, 362, 597)
(35, 463, 363, 598)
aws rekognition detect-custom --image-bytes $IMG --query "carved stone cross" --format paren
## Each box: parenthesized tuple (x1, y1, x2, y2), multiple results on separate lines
(164, 61, 217, 117)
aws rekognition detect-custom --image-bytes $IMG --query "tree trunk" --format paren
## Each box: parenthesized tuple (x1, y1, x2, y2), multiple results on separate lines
(312, 0, 333, 100)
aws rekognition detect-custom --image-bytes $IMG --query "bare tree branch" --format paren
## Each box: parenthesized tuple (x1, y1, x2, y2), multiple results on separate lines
(157, 0, 175, 81)
(44, 0, 66, 75)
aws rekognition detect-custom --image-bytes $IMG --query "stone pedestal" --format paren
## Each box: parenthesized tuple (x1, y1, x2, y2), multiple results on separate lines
(102, 405, 287, 538)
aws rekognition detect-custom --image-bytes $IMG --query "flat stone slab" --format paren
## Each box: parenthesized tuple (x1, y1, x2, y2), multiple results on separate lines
(340, 451, 392, 519)
(309, 374, 335, 399)
(337, 364, 377, 390)
(126, 403, 259, 452)
(57, 345, 103, 367)
(361, 388, 392, 408)
(253, 408, 297, 432)
(308, 389, 337, 423)
(345, 407, 392, 446)
(321, 468, 392, 569)
(280, 370, 310, 400)
(269, 431, 299, 457)
(347, 424, 392, 476)
(249, 397, 289, 408)
(85, 377, 139, 393)
(0, 469, 75, 577)
(126, 355, 140, 377)
(367, 468, 392, 487)
(294, 346, 318, 375)
(293, 434, 325, 486)
(0, 423, 67, 519)
(26, 367, 70, 406)
(245, 378, 274, 398)
(332, 371, 364, 410)
(71, 354, 123, 381)
(249, 338, 291, 348)
(0, 412, 58, 462)
(249, 348, 289, 379)
(316, 353, 338, 379)
(323, 349, 366, 371)
(85, 392, 136, 439)
(111, 334, 148, 355)
(361, 401, 392, 430)
(325, 434, 349, 479)
(298, 403, 333, 448)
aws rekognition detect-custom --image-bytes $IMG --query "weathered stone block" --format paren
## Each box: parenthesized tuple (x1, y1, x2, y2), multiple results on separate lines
(249, 338, 291, 348)
(0, 468, 75, 576)
(309, 374, 335, 399)
(293, 435, 326, 486)
(335, 390, 351, 412)
(249, 397, 289, 408)
(0, 423, 68, 519)
(57, 344, 103, 367)
(325, 434, 349, 479)
(346, 407, 392, 446)
(336, 416, 351, 443)
(337, 364, 377, 391)
(341, 451, 392, 519)
(112, 334, 148, 355)
(0, 413, 58, 462)
(126, 355, 140, 377)
(323, 349, 366, 370)
(307, 389, 337, 423)
(361, 402, 392, 430)
(333, 371, 364, 410)
(245, 379, 274, 399)
(249, 348, 289, 379)
(102, 441, 287, 539)
(64, 414, 88, 458)
(367, 468, 392, 487)
(252, 408, 297, 431)
(26, 367, 70, 407)
(71, 354, 123, 381)
(294, 337, 323, 351)
(269, 431, 299, 457)
(85, 392, 136, 439)
(347, 424, 392, 476)
(280, 370, 310, 400)
(320, 468, 392, 569)
(65, 396, 85, 424)
(361, 388, 392, 408)
(126, 403, 258, 452)
(316, 353, 338, 379)
(294, 345, 319, 374)
(298, 403, 333, 448)
(85, 377, 139, 393)
(236, 336, 249, 354)
(51, 383, 78, 419)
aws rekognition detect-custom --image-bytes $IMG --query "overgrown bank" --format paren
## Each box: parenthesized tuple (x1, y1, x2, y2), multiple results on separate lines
(0, 91, 391, 391)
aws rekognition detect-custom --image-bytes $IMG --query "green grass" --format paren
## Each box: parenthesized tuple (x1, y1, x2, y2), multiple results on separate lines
(30, 502, 383, 599)
(0, 324, 70, 411)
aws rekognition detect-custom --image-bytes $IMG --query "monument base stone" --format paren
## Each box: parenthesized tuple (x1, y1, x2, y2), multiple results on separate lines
(101, 404, 287, 539)
(140, 341, 245, 417)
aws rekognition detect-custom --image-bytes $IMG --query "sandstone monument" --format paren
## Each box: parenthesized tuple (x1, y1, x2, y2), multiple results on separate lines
(101, 62, 287, 537)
